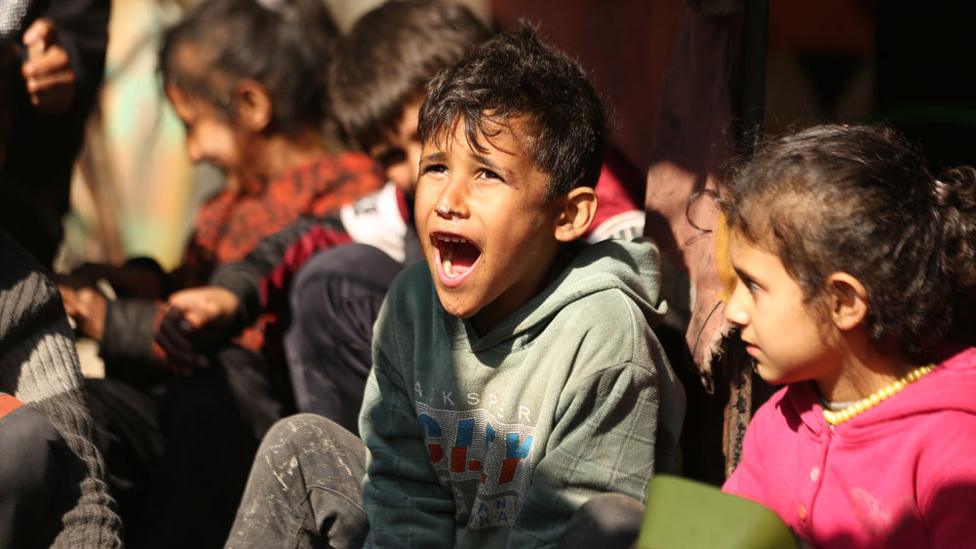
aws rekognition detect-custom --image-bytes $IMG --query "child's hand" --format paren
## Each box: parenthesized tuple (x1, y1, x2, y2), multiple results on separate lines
(21, 18, 76, 114)
(58, 283, 107, 341)
(156, 287, 240, 372)
(167, 286, 240, 331)
(156, 307, 209, 374)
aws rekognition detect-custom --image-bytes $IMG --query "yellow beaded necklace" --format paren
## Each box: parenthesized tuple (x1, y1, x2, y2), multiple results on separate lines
(822, 364, 936, 426)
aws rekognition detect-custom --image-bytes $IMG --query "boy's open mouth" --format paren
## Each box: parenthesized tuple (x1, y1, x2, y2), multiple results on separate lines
(431, 232, 482, 283)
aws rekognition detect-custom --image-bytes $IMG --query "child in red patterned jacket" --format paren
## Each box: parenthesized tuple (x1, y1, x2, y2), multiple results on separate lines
(55, 1, 381, 546)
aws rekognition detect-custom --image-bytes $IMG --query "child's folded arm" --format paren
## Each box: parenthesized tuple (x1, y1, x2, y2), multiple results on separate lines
(507, 360, 661, 548)
(210, 215, 350, 324)
(359, 350, 456, 548)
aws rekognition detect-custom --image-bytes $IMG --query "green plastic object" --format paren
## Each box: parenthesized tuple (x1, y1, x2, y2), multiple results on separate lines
(636, 475, 797, 549)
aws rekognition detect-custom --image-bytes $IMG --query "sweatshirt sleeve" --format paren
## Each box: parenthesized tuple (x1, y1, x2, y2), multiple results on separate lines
(359, 300, 456, 548)
(507, 361, 660, 548)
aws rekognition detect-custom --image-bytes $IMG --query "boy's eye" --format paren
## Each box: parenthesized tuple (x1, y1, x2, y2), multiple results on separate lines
(421, 163, 448, 176)
(476, 168, 503, 181)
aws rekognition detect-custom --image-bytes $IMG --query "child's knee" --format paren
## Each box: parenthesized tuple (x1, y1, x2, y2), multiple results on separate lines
(256, 414, 366, 494)
(290, 244, 400, 320)
(561, 493, 644, 549)
(0, 404, 64, 531)
(264, 413, 358, 451)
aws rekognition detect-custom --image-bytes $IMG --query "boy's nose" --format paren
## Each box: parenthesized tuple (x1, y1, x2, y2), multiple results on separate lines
(435, 178, 470, 219)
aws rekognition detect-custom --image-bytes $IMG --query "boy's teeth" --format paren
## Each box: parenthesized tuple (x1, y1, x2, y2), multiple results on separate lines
(444, 258, 453, 275)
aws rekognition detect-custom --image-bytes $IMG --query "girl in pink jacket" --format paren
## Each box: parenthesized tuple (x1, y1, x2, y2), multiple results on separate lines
(720, 124, 976, 548)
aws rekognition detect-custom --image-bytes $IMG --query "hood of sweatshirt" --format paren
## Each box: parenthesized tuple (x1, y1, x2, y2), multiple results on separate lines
(458, 238, 668, 352)
(784, 346, 976, 440)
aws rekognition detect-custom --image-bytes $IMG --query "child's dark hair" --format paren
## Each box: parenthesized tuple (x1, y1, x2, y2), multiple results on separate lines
(159, 0, 338, 135)
(329, 0, 490, 151)
(418, 24, 606, 198)
(723, 124, 976, 360)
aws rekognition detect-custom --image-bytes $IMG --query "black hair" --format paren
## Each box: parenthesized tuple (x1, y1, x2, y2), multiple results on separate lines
(159, 0, 338, 135)
(722, 124, 976, 360)
(330, 0, 490, 151)
(418, 23, 606, 198)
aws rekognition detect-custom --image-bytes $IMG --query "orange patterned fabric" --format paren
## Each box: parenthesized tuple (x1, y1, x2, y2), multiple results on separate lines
(171, 152, 383, 291)
(153, 152, 382, 361)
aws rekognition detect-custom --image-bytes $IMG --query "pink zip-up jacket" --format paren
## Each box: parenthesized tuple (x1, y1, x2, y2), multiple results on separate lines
(724, 347, 976, 548)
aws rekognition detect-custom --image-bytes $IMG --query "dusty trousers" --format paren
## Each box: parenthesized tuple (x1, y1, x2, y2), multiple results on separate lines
(226, 414, 368, 549)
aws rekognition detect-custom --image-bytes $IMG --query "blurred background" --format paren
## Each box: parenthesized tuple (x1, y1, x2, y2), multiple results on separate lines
(59, 0, 488, 271)
(61, 0, 975, 271)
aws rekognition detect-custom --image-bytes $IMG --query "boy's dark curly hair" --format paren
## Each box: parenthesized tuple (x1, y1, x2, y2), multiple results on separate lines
(419, 23, 607, 198)
(722, 124, 976, 360)
(159, 0, 338, 135)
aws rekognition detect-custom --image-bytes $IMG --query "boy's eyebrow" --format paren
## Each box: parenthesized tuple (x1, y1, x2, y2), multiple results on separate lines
(422, 151, 447, 163)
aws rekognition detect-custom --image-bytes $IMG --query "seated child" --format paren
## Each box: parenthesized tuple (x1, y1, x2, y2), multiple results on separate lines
(224, 26, 685, 548)
(164, 0, 646, 435)
(57, 0, 381, 545)
(721, 124, 976, 547)
(57, 0, 381, 384)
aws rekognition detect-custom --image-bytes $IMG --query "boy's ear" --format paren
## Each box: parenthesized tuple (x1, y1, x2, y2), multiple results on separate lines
(234, 79, 272, 132)
(827, 272, 868, 331)
(553, 187, 598, 242)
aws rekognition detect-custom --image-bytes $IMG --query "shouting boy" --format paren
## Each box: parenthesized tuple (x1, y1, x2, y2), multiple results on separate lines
(225, 26, 683, 548)
(164, 0, 645, 437)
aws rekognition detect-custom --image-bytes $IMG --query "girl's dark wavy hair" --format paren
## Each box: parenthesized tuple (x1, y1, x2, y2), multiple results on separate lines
(159, 0, 338, 135)
(418, 23, 606, 198)
(722, 124, 976, 360)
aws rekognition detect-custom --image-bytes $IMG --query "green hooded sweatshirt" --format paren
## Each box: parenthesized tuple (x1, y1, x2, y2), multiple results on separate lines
(360, 239, 685, 548)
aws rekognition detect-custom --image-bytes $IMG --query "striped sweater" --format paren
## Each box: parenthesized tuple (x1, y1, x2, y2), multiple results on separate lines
(0, 231, 122, 547)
